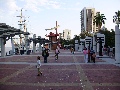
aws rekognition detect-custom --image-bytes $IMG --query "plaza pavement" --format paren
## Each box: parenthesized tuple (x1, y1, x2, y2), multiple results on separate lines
(0, 49, 120, 90)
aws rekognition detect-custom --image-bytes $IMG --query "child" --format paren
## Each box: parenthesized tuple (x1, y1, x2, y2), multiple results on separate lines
(92, 52, 96, 63)
(71, 48, 74, 54)
(36, 56, 42, 76)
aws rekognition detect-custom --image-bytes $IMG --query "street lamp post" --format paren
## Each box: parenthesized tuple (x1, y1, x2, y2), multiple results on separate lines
(113, 13, 120, 64)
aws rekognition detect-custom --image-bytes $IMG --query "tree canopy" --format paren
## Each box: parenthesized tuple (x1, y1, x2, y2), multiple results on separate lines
(93, 13, 106, 30)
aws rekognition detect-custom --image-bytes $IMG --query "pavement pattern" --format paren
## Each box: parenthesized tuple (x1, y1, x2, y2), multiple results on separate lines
(0, 49, 120, 90)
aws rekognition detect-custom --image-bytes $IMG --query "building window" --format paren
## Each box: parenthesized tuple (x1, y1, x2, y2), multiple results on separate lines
(68, 32, 69, 35)
(87, 18, 88, 22)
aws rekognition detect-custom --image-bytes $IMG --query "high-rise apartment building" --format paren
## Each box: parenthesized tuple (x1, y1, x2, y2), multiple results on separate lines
(80, 7, 99, 33)
(63, 29, 71, 40)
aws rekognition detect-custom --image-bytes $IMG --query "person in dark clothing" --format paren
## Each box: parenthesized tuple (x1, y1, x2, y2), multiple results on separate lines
(90, 47, 94, 62)
(107, 46, 110, 56)
(87, 47, 91, 62)
(42, 49, 49, 63)
(92, 52, 96, 63)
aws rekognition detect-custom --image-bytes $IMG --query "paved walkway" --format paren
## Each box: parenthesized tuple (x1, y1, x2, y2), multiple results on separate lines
(0, 49, 120, 90)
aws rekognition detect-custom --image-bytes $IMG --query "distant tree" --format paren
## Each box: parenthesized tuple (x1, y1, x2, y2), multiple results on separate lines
(99, 30, 115, 47)
(79, 31, 93, 39)
(111, 29, 114, 32)
(59, 38, 65, 47)
(74, 35, 80, 43)
(79, 33, 86, 39)
(93, 13, 106, 30)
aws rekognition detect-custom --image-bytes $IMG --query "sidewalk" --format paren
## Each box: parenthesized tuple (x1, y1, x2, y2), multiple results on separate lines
(0, 49, 120, 90)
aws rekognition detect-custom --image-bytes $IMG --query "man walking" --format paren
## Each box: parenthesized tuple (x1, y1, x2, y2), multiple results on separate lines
(42, 49, 49, 63)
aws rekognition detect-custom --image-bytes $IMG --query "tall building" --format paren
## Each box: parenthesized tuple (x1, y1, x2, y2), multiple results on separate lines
(80, 7, 98, 33)
(63, 29, 71, 40)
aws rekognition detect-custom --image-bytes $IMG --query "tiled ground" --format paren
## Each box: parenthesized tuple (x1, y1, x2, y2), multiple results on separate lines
(93, 86, 120, 90)
(0, 50, 120, 90)
(7, 70, 80, 83)
(0, 85, 83, 90)
(84, 70, 120, 83)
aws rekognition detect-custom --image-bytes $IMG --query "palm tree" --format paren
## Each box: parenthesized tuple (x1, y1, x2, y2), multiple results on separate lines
(79, 31, 93, 39)
(93, 13, 106, 31)
(113, 10, 120, 26)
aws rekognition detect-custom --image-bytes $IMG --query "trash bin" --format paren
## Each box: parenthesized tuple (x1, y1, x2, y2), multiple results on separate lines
(15, 48, 19, 55)
(20, 50, 24, 55)
(27, 50, 31, 55)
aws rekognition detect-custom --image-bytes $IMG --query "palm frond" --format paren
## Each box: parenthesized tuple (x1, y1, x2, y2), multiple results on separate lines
(115, 12, 118, 16)
(113, 10, 120, 23)
(93, 13, 106, 27)
(101, 14, 104, 15)
(118, 10, 120, 22)
(102, 20, 105, 24)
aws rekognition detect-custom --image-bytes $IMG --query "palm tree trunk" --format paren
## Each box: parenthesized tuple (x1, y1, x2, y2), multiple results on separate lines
(98, 24, 102, 31)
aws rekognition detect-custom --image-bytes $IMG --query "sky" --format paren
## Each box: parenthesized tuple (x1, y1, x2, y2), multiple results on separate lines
(0, 0, 120, 47)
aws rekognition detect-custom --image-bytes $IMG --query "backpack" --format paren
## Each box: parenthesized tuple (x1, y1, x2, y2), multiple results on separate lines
(90, 50, 94, 54)
(46, 51, 49, 57)
(42, 50, 46, 57)
(83, 50, 87, 54)
(42, 50, 49, 57)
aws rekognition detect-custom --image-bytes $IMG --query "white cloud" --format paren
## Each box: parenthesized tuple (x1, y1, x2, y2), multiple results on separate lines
(25, 0, 48, 12)
(24, 0, 62, 12)
(38, 0, 48, 6)
(24, 0, 43, 12)
(0, 8, 4, 14)
(0, 0, 64, 13)
(61, 7, 81, 11)
(47, 1, 61, 9)
(0, 0, 20, 15)
(37, 0, 61, 9)
(0, 15, 3, 20)
(7, 0, 20, 14)
(75, 2, 80, 6)
(7, 0, 17, 8)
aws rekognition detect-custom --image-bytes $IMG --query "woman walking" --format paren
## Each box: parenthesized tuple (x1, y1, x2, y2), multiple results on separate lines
(83, 47, 88, 63)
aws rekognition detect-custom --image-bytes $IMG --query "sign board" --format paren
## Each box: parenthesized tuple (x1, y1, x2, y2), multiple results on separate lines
(75, 40, 78, 44)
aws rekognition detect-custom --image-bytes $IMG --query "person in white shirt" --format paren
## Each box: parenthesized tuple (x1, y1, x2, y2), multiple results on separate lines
(55, 48, 60, 60)
(36, 56, 42, 76)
